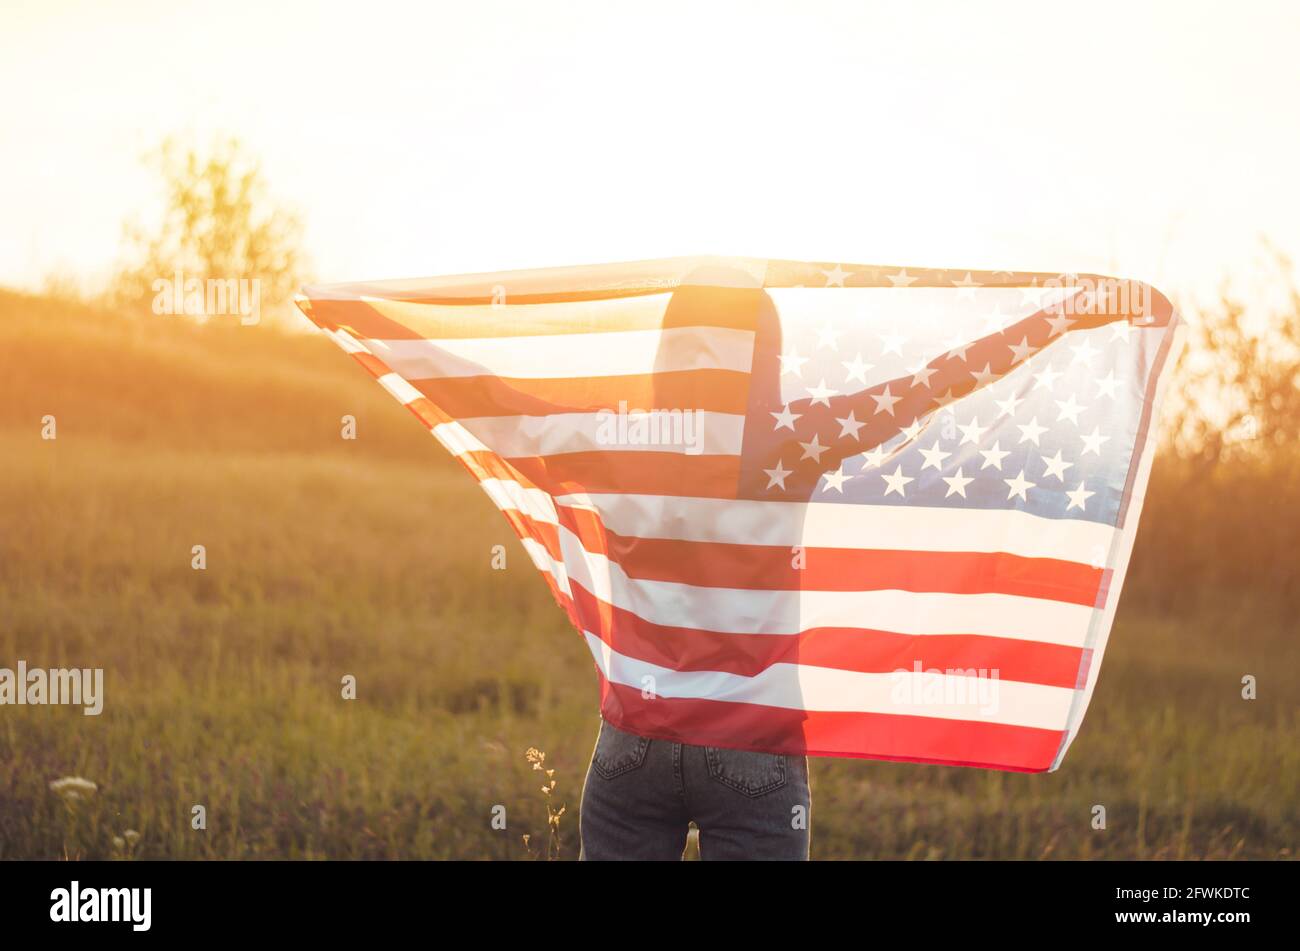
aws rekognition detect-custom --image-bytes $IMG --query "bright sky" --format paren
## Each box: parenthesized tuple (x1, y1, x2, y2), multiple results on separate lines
(3, 0, 1298, 304)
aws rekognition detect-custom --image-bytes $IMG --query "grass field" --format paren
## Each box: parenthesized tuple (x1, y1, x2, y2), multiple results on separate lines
(0, 290, 1295, 859)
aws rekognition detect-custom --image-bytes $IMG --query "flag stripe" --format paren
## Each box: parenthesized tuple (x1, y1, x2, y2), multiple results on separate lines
(406, 369, 752, 418)
(455, 410, 746, 457)
(310, 286, 770, 340)
(498, 451, 742, 498)
(553, 490, 1117, 558)
(585, 633, 1074, 729)
(473, 476, 1114, 565)
(362, 326, 755, 380)
(548, 503, 1102, 604)
(521, 527, 1098, 646)
(353, 288, 766, 337)
(598, 680, 1063, 771)
(566, 579, 1087, 689)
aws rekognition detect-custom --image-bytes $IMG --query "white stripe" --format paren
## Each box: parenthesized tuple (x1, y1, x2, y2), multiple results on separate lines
(454, 411, 743, 458)
(376, 372, 424, 406)
(521, 537, 566, 580)
(358, 290, 677, 335)
(521, 520, 1093, 648)
(360, 326, 754, 379)
(478, 478, 559, 524)
(553, 491, 1113, 564)
(585, 634, 1074, 730)
(431, 420, 487, 455)
(325, 327, 368, 354)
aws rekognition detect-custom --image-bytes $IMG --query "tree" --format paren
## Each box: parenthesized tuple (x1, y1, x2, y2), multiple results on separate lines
(112, 136, 306, 325)
(1163, 245, 1300, 473)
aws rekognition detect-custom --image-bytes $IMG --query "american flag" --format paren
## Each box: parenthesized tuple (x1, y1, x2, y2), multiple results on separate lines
(297, 256, 1178, 773)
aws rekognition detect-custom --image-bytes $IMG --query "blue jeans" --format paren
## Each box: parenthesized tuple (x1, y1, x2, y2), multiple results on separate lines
(578, 717, 811, 860)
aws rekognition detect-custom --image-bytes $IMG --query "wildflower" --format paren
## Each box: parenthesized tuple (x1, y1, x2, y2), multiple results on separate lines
(522, 747, 565, 859)
(123, 830, 140, 845)
(49, 776, 97, 801)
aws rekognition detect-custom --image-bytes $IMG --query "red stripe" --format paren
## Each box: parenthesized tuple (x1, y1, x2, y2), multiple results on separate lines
(549, 504, 1100, 605)
(350, 351, 392, 379)
(596, 680, 1063, 772)
(409, 369, 751, 418)
(500, 451, 740, 498)
(305, 285, 765, 338)
(564, 578, 1084, 689)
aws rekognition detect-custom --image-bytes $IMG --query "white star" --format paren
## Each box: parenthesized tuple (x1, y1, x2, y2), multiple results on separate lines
(842, 352, 873, 385)
(919, 441, 951, 471)
(1032, 364, 1062, 391)
(957, 416, 988, 445)
(763, 459, 792, 490)
(1007, 336, 1037, 363)
(942, 336, 973, 362)
(835, 410, 865, 440)
(900, 417, 925, 442)
(909, 362, 938, 388)
(859, 444, 888, 468)
(1004, 469, 1036, 501)
(879, 328, 907, 356)
(931, 388, 960, 408)
(822, 264, 850, 287)
(1080, 426, 1110, 456)
(979, 441, 1011, 470)
(1041, 450, 1073, 481)
(799, 434, 828, 462)
(969, 363, 998, 388)
(1016, 416, 1048, 445)
(821, 466, 853, 493)
(980, 305, 1008, 335)
(881, 465, 913, 497)
(1094, 371, 1121, 399)
(770, 404, 800, 431)
(951, 272, 981, 300)
(816, 322, 842, 350)
(943, 468, 974, 498)
(887, 268, 918, 287)
(779, 348, 808, 378)
(871, 385, 902, 416)
(1044, 313, 1075, 336)
(994, 392, 1025, 417)
(1065, 481, 1095, 511)
(806, 379, 838, 407)
(1056, 394, 1086, 425)
(1070, 339, 1100, 366)
(1110, 321, 1132, 343)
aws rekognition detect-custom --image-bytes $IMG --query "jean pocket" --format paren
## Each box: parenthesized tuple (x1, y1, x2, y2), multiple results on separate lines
(704, 746, 789, 797)
(591, 719, 651, 780)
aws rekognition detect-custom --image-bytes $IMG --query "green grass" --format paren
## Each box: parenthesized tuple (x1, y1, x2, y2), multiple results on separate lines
(0, 290, 1295, 859)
